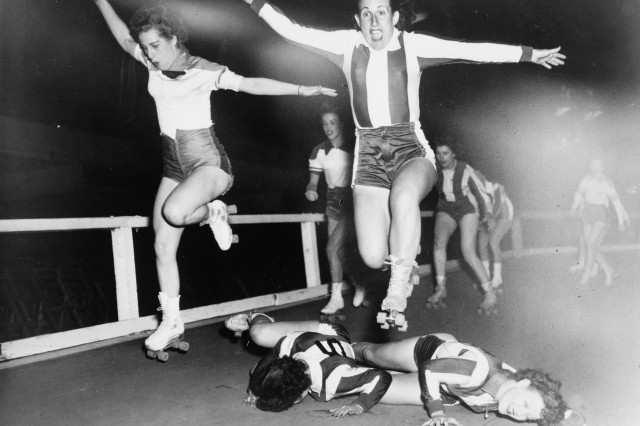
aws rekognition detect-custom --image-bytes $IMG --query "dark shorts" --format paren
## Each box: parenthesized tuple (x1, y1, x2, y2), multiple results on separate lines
(319, 322, 351, 343)
(326, 187, 353, 221)
(413, 334, 446, 366)
(582, 203, 612, 224)
(437, 198, 477, 223)
(353, 123, 435, 190)
(161, 126, 233, 193)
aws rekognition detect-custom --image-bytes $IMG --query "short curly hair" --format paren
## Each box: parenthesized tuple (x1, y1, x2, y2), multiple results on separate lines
(354, 0, 416, 32)
(515, 369, 567, 425)
(129, 6, 188, 45)
(249, 356, 311, 412)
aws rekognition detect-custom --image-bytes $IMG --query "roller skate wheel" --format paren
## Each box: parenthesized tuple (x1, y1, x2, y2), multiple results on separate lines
(376, 312, 388, 324)
(361, 300, 370, 308)
(233, 331, 243, 338)
(394, 314, 406, 327)
(380, 321, 390, 330)
(178, 341, 190, 352)
(232, 234, 239, 244)
(157, 351, 169, 362)
(146, 350, 157, 359)
(398, 322, 408, 332)
(227, 205, 238, 214)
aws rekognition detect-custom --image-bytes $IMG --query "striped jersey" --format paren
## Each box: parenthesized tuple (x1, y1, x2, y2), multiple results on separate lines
(309, 141, 353, 189)
(133, 45, 243, 139)
(437, 160, 490, 217)
(484, 181, 514, 220)
(253, 331, 391, 412)
(417, 340, 518, 415)
(250, 0, 532, 130)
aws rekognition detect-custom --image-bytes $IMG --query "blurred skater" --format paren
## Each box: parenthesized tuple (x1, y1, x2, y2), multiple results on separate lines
(570, 157, 629, 286)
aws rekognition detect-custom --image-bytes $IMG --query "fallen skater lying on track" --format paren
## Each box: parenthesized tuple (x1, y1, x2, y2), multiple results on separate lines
(226, 312, 585, 425)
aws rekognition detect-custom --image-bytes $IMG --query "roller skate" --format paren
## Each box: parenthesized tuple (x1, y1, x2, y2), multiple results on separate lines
(376, 256, 417, 332)
(320, 282, 346, 321)
(145, 292, 188, 362)
(426, 279, 447, 310)
(225, 311, 274, 337)
(478, 283, 498, 315)
(352, 283, 369, 308)
(200, 200, 239, 251)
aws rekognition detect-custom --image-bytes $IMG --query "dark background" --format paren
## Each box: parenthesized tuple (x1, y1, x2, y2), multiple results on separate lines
(1, 0, 639, 218)
(0, 0, 639, 336)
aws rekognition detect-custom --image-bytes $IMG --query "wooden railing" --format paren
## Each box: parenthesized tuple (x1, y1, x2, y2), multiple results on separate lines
(0, 211, 637, 361)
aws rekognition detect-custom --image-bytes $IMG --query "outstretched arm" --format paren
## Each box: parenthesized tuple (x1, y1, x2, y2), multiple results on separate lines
(531, 46, 566, 69)
(93, 0, 137, 56)
(238, 78, 337, 97)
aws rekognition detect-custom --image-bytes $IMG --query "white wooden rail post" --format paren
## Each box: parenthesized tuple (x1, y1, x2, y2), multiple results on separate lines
(300, 221, 321, 287)
(110, 226, 140, 320)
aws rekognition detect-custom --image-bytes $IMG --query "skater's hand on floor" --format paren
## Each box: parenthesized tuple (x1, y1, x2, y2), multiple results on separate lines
(421, 413, 462, 426)
(329, 402, 364, 417)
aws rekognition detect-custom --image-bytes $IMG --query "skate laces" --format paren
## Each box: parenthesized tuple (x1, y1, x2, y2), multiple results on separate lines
(385, 257, 415, 296)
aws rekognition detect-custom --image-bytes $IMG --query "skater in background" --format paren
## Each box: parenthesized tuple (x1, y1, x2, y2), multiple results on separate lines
(570, 157, 629, 286)
(429, 140, 496, 313)
(92, 0, 336, 354)
(305, 109, 367, 315)
(475, 171, 514, 289)
(239, 0, 566, 325)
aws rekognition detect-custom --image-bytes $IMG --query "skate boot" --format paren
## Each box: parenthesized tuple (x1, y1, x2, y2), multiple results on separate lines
(145, 292, 188, 362)
(320, 282, 346, 321)
(376, 256, 416, 331)
(352, 283, 369, 308)
(225, 311, 274, 337)
(478, 283, 498, 315)
(200, 200, 238, 251)
(426, 279, 447, 310)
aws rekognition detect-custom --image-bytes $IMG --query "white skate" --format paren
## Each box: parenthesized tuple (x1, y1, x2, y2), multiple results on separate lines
(145, 293, 188, 362)
(225, 311, 274, 337)
(376, 256, 417, 331)
(200, 200, 238, 250)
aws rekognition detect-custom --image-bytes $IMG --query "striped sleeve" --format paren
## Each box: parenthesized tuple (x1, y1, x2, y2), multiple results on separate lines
(466, 167, 491, 219)
(418, 357, 480, 415)
(322, 358, 392, 412)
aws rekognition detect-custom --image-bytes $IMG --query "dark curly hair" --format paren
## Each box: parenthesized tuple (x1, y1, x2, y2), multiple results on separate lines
(434, 136, 461, 156)
(249, 356, 311, 412)
(354, 0, 416, 32)
(129, 6, 188, 45)
(515, 369, 567, 425)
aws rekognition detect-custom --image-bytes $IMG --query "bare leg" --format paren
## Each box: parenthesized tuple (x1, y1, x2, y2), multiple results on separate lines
(580, 221, 602, 285)
(162, 166, 231, 226)
(352, 337, 422, 371)
(249, 320, 320, 349)
(379, 372, 422, 405)
(153, 178, 184, 297)
(326, 216, 347, 284)
(459, 213, 490, 285)
(433, 212, 457, 281)
(353, 185, 390, 268)
(388, 159, 437, 260)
